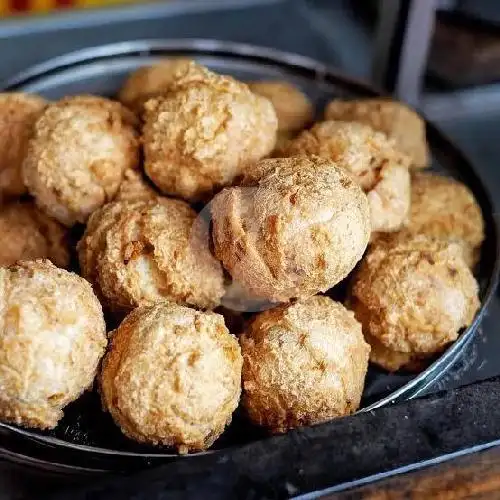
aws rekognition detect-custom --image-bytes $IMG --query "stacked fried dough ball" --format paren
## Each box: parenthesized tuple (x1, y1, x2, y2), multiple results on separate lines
(0, 59, 485, 452)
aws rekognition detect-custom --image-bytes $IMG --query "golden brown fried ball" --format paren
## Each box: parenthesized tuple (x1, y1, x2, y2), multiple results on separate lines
(143, 73, 278, 202)
(405, 172, 484, 267)
(113, 168, 159, 203)
(0, 201, 69, 268)
(248, 80, 314, 133)
(350, 235, 480, 372)
(0, 93, 47, 199)
(118, 58, 209, 114)
(23, 95, 140, 227)
(325, 98, 429, 169)
(99, 302, 242, 452)
(211, 156, 371, 303)
(282, 120, 411, 233)
(240, 295, 370, 433)
(0, 260, 107, 429)
(78, 199, 224, 314)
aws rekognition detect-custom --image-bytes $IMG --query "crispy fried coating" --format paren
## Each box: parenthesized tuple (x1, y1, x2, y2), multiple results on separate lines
(99, 303, 242, 452)
(405, 172, 484, 267)
(0, 93, 47, 199)
(113, 168, 159, 203)
(240, 295, 370, 433)
(23, 95, 140, 227)
(78, 199, 224, 313)
(0, 201, 69, 268)
(325, 98, 429, 169)
(143, 73, 278, 202)
(0, 260, 106, 429)
(211, 156, 371, 303)
(248, 80, 314, 133)
(282, 120, 411, 232)
(350, 235, 480, 371)
(118, 58, 209, 114)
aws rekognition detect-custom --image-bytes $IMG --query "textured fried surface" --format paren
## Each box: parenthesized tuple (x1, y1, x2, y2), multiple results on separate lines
(113, 168, 159, 203)
(0, 93, 47, 199)
(282, 120, 411, 232)
(405, 172, 484, 267)
(23, 95, 140, 226)
(99, 303, 242, 452)
(143, 73, 278, 202)
(78, 199, 224, 313)
(0, 260, 106, 429)
(118, 59, 209, 114)
(211, 156, 371, 303)
(241, 295, 370, 433)
(325, 98, 428, 169)
(350, 235, 479, 371)
(0, 201, 69, 268)
(248, 80, 314, 133)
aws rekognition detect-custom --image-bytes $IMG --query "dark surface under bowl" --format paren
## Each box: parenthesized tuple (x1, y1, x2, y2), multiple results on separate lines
(0, 39, 498, 472)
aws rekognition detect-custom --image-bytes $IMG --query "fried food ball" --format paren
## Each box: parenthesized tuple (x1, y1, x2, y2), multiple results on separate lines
(143, 73, 278, 202)
(240, 295, 370, 433)
(0, 201, 69, 268)
(349, 235, 480, 372)
(211, 156, 371, 303)
(405, 172, 484, 267)
(99, 302, 242, 452)
(113, 168, 159, 203)
(282, 120, 411, 233)
(23, 95, 140, 227)
(0, 93, 46, 199)
(78, 199, 224, 313)
(118, 58, 209, 114)
(248, 81, 314, 133)
(324, 98, 428, 169)
(0, 260, 107, 429)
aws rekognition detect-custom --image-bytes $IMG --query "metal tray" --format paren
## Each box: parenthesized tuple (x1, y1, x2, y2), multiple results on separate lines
(0, 39, 498, 473)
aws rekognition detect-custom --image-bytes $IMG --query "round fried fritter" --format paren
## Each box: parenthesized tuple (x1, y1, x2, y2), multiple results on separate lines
(23, 95, 140, 227)
(282, 120, 411, 233)
(0, 200, 69, 268)
(324, 98, 428, 169)
(248, 81, 314, 133)
(405, 172, 484, 267)
(0, 93, 46, 199)
(113, 168, 159, 203)
(211, 156, 371, 303)
(240, 295, 370, 433)
(118, 58, 209, 114)
(78, 199, 224, 313)
(143, 73, 278, 202)
(0, 260, 106, 429)
(99, 302, 242, 452)
(349, 235, 480, 371)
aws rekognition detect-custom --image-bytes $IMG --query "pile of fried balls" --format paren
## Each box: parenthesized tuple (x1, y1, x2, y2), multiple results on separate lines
(0, 59, 484, 453)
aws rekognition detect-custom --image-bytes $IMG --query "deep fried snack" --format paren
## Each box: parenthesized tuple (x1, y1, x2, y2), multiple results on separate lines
(0, 201, 69, 268)
(350, 236, 480, 371)
(143, 73, 278, 202)
(0, 93, 46, 199)
(113, 168, 159, 203)
(282, 120, 411, 232)
(100, 303, 242, 452)
(0, 260, 107, 429)
(240, 295, 370, 433)
(405, 172, 484, 267)
(23, 95, 140, 227)
(78, 199, 224, 313)
(325, 98, 428, 169)
(211, 156, 371, 303)
(118, 58, 209, 114)
(248, 81, 314, 133)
